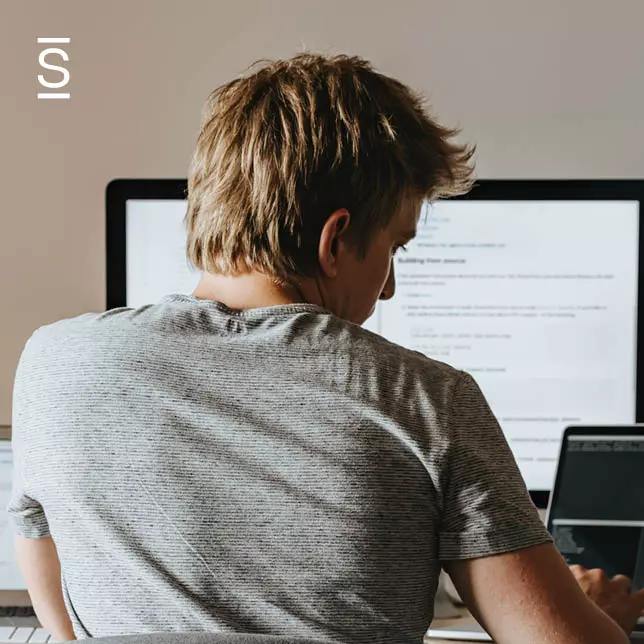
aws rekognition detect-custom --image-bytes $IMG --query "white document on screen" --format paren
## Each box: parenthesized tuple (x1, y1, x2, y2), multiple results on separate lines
(364, 200, 639, 490)
(126, 200, 202, 308)
(0, 444, 28, 590)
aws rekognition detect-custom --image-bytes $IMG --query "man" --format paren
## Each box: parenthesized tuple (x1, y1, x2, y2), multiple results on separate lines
(8, 53, 644, 644)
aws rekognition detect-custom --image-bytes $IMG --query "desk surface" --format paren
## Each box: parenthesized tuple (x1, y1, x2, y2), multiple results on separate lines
(426, 610, 487, 643)
(427, 612, 644, 643)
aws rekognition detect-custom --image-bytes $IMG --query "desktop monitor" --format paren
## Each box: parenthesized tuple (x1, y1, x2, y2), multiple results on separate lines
(106, 179, 644, 507)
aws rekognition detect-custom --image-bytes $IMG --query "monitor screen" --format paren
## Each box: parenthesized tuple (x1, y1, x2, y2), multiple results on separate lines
(113, 181, 642, 500)
(126, 199, 200, 307)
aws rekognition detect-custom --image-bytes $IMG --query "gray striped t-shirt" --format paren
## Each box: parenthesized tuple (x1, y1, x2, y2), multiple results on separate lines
(8, 294, 551, 643)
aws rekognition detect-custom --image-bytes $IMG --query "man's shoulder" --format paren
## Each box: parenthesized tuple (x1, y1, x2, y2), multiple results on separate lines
(28, 307, 133, 340)
(23, 302, 464, 395)
(336, 318, 462, 387)
(22, 307, 147, 362)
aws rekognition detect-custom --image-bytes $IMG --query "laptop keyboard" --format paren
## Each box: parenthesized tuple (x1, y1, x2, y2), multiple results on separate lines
(0, 609, 52, 643)
(0, 627, 51, 643)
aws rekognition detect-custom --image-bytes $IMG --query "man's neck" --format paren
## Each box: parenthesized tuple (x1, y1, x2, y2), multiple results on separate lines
(192, 271, 314, 311)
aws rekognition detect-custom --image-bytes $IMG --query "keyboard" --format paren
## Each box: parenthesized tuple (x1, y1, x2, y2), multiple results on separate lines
(0, 609, 52, 643)
(0, 627, 52, 643)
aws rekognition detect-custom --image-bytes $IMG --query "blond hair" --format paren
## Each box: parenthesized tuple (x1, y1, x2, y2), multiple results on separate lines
(186, 53, 474, 278)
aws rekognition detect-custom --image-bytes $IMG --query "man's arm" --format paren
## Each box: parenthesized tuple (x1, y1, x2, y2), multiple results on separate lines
(444, 541, 644, 644)
(14, 535, 76, 642)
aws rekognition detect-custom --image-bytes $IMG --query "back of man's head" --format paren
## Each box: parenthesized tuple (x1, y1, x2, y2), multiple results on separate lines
(186, 52, 474, 280)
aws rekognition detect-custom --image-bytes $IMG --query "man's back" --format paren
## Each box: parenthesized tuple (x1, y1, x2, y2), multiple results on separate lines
(8, 294, 548, 643)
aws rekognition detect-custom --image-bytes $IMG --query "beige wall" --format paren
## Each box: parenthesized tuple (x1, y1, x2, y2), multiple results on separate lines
(1, 0, 644, 424)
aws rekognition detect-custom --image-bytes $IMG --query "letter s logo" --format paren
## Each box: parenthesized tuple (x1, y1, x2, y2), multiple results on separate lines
(38, 48, 70, 88)
(37, 38, 71, 99)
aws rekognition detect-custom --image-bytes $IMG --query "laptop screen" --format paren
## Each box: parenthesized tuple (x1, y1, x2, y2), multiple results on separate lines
(547, 429, 644, 589)
(0, 440, 27, 590)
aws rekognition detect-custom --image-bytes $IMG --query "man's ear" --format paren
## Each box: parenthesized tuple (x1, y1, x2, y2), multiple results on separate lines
(318, 209, 351, 278)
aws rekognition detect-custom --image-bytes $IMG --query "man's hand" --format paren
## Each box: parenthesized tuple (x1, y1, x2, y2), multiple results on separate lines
(570, 565, 644, 635)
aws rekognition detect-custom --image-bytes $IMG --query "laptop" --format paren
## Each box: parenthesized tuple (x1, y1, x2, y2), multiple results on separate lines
(547, 425, 644, 638)
(427, 425, 644, 641)
(0, 437, 52, 642)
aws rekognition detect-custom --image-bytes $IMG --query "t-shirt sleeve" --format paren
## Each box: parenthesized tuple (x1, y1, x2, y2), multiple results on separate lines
(6, 471, 50, 538)
(6, 332, 51, 539)
(438, 370, 552, 560)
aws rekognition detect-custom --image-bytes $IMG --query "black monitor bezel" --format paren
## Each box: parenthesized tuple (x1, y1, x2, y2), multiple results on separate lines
(106, 178, 188, 311)
(106, 178, 644, 508)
